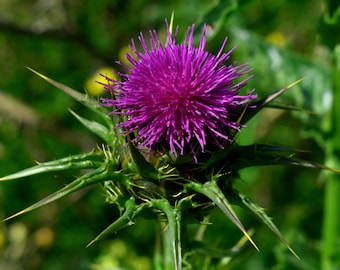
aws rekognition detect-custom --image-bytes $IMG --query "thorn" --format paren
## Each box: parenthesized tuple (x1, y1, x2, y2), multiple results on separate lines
(169, 11, 175, 35)
(287, 245, 301, 260)
(236, 105, 248, 126)
(26, 67, 50, 81)
(2, 211, 25, 222)
(86, 239, 97, 248)
(231, 228, 255, 253)
(242, 230, 259, 252)
(285, 78, 304, 89)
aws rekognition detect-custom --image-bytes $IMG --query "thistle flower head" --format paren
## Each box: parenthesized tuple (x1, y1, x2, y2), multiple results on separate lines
(102, 22, 257, 158)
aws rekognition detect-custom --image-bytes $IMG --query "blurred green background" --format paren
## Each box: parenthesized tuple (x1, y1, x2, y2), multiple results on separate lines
(0, 0, 338, 269)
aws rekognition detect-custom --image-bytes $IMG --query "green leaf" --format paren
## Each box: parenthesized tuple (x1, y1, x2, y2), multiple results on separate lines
(185, 179, 259, 251)
(205, 143, 340, 173)
(129, 143, 160, 180)
(228, 189, 300, 259)
(27, 67, 111, 124)
(0, 151, 103, 182)
(87, 197, 138, 247)
(228, 144, 340, 172)
(241, 78, 304, 125)
(69, 109, 115, 145)
(3, 166, 126, 221)
(203, 144, 236, 169)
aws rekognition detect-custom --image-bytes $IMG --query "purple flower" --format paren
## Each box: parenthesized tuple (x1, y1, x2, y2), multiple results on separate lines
(102, 22, 257, 158)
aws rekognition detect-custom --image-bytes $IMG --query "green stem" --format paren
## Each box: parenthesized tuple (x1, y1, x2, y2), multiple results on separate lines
(153, 199, 182, 270)
(153, 227, 163, 270)
(322, 175, 340, 270)
(322, 45, 340, 270)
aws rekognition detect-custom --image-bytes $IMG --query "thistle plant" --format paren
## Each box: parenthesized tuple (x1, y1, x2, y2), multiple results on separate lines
(101, 21, 256, 159)
(1, 20, 336, 270)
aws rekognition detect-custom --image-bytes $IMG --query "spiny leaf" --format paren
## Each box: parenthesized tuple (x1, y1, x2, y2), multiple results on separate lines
(241, 78, 304, 124)
(3, 167, 125, 221)
(0, 151, 103, 182)
(205, 143, 340, 173)
(228, 189, 300, 259)
(229, 144, 340, 172)
(69, 109, 114, 144)
(87, 197, 138, 247)
(264, 102, 316, 114)
(28, 67, 95, 106)
(185, 180, 259, 251)
(27, 67, 110, 122)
